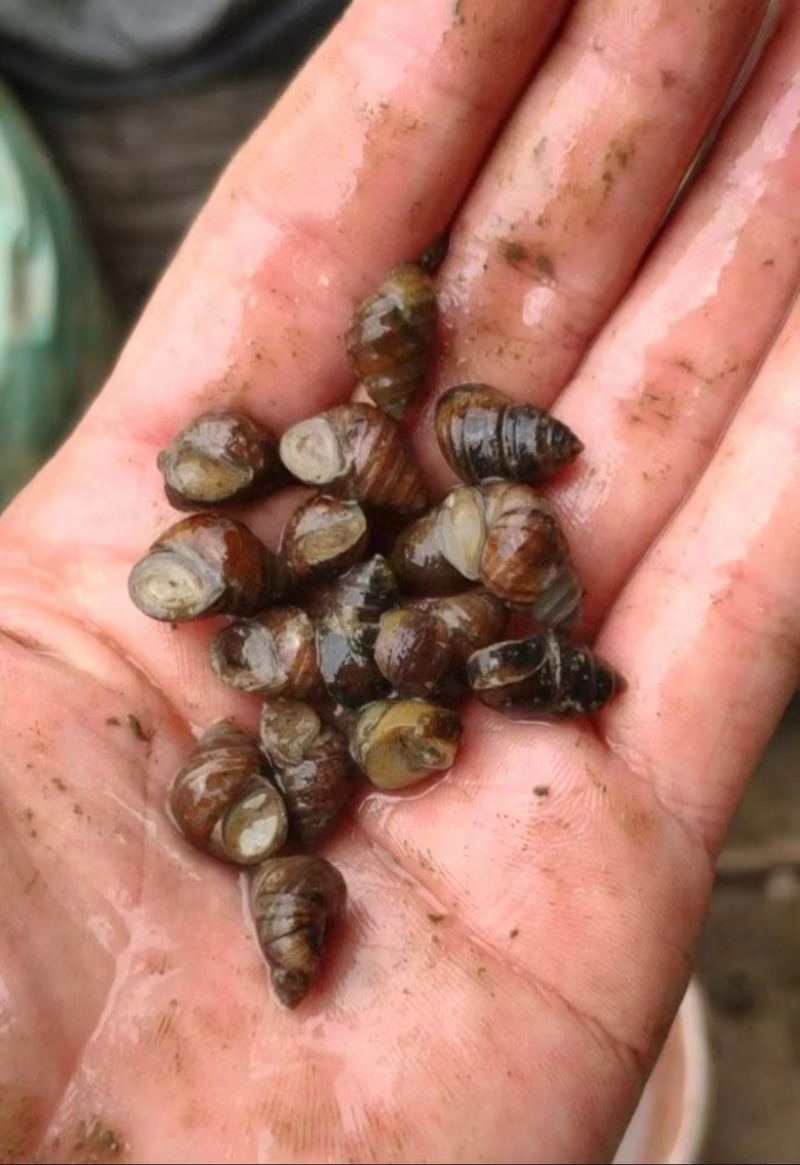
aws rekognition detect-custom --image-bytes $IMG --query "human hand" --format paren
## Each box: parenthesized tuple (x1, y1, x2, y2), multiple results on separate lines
(1, 0, 798, 1160)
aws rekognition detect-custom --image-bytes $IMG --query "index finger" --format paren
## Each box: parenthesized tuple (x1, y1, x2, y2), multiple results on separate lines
(92, 0, 569, 444)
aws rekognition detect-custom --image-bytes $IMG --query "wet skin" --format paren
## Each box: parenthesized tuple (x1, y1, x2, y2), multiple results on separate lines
(0, 0, 799, 1160)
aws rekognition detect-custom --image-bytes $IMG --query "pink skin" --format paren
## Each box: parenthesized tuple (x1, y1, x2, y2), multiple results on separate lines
(0, 0, 798, 1160)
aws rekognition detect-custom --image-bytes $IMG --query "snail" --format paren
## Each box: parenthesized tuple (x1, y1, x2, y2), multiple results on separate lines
(259, 699, 325, 767)
(157, 410, 286, 510)
(210, 607, 320, 698)
(466, 630, 625, 720)
(128, 513, 291, 622)
(314, 555, 399, 706)
(388, 508, 466, 596)
(437, 482, 582, 628)
(251, 855, 347, 1009)
(260, 701, 355, 845)
(280, 494, 368, 583)
(350, 698, 463, 789)
(374, 589, 508, 698)
(279, 403, 427, 514)
(168, 722, 288, 865)
(345, 263, 438, 419)
(435, 383, 583, 485)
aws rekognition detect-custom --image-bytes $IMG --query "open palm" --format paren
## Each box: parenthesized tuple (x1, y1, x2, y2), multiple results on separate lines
(1, 1, 799, 1161)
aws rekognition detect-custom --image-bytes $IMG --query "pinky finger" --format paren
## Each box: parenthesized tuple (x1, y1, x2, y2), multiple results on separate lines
(600, 292, 800, 853)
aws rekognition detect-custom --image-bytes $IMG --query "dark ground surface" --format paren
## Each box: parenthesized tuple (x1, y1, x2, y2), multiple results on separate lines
(19, 72, 800, 1165)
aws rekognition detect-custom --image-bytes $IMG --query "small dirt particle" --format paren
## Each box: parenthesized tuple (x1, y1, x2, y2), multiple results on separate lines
(126, 715, 153, 743)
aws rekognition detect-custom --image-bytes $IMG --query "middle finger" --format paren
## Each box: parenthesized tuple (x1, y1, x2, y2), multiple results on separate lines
(423, 0, 770, 462)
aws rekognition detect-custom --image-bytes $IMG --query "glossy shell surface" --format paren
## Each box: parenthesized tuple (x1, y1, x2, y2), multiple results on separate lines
(435, 383, 583, 485)
(279, 403, 427, 514)
(251, 855, 347, 1009)
(128, 513, 289, 622)
(157, 410, 285, 509)
(345, 263, 437, 419)
(467, 630, 625, 719)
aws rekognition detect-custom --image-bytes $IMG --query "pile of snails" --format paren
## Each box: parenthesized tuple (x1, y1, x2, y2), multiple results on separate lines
(128, 258, 625, 1009)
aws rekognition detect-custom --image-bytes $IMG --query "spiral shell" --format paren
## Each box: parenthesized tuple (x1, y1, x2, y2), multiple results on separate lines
(315, 555, 399, 705)
(350, 698, 463, 790)
(168, 722, 288, 865)
(128, 513, 290, 622)
(157, 410, 286, 510)
(260, 702, 354, 845)
(466, 630, 625, 720)
(345, 263, 438, 419)
(251, 855, 347, 1009)
(435, 383, 583, 485)
(281, 494, 368, 583)
(210, 607, 320, 698)
(388, 508, 466, 596)
(279, 403, 427, 514)
(437, 483, 581, 628)
(259, 700, 324, 768)
(374, 590, 508, 698)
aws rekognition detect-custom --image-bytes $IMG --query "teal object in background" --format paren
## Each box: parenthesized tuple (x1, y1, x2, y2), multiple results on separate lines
(0, 80, 118, 509)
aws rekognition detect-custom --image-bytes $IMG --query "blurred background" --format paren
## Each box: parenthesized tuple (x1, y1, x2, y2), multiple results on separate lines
(0, 3, 797, 1160)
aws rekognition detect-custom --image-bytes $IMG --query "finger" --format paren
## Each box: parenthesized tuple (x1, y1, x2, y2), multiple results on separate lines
(89, 0, 570, 443)
(551, 0, 800, 633)
(600, 288, 800, 853)
(421, 0, 771, 425)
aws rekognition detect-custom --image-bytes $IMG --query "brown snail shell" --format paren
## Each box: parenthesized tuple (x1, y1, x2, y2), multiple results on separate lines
(210, 607, 320, 698)
(374, 589, 508, 698)
(260, 700, 324, 768)
(281, 494, 368, 583)
(435, 486, 487, 582)
(279, 403, 427, 514)
(466, 630, 625, 720)
(435, 383, 583, 485)
(157, 410, 286, 510)
(345, 263, 438, 419)
(437, 483, 582, 629)
(388, 508, 466, 596)
(251, 855, 347, 1009)
(168, 722, 288, 865)
(350, 698, 463, 790)
(260, 703, 354, 845)
(315, 555, 399, 706)
(128, 513, 290, 622)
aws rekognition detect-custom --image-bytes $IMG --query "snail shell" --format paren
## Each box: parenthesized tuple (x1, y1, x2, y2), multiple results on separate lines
(437, 483, 581, 628)
(260, 700, 324, 768)
(168, 722, 288, 865)
(260, 702, 354, 845)
(157, 410, 285, 510)
(435, 383, 583, 485)
(128, 513, 290, 622)
(315, 555, 399, 706)
(251, 855, 347, 1009)
(388, 508, 466, 596)
(279, 403, 427, 514)
(345, 263, 438, 419)
(375, 589, 508, 698)
(350, 698, 463, 789)
(466, 630, 625, 720)
(280, 494, 368, 583)
(210, 607, 320, 698)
